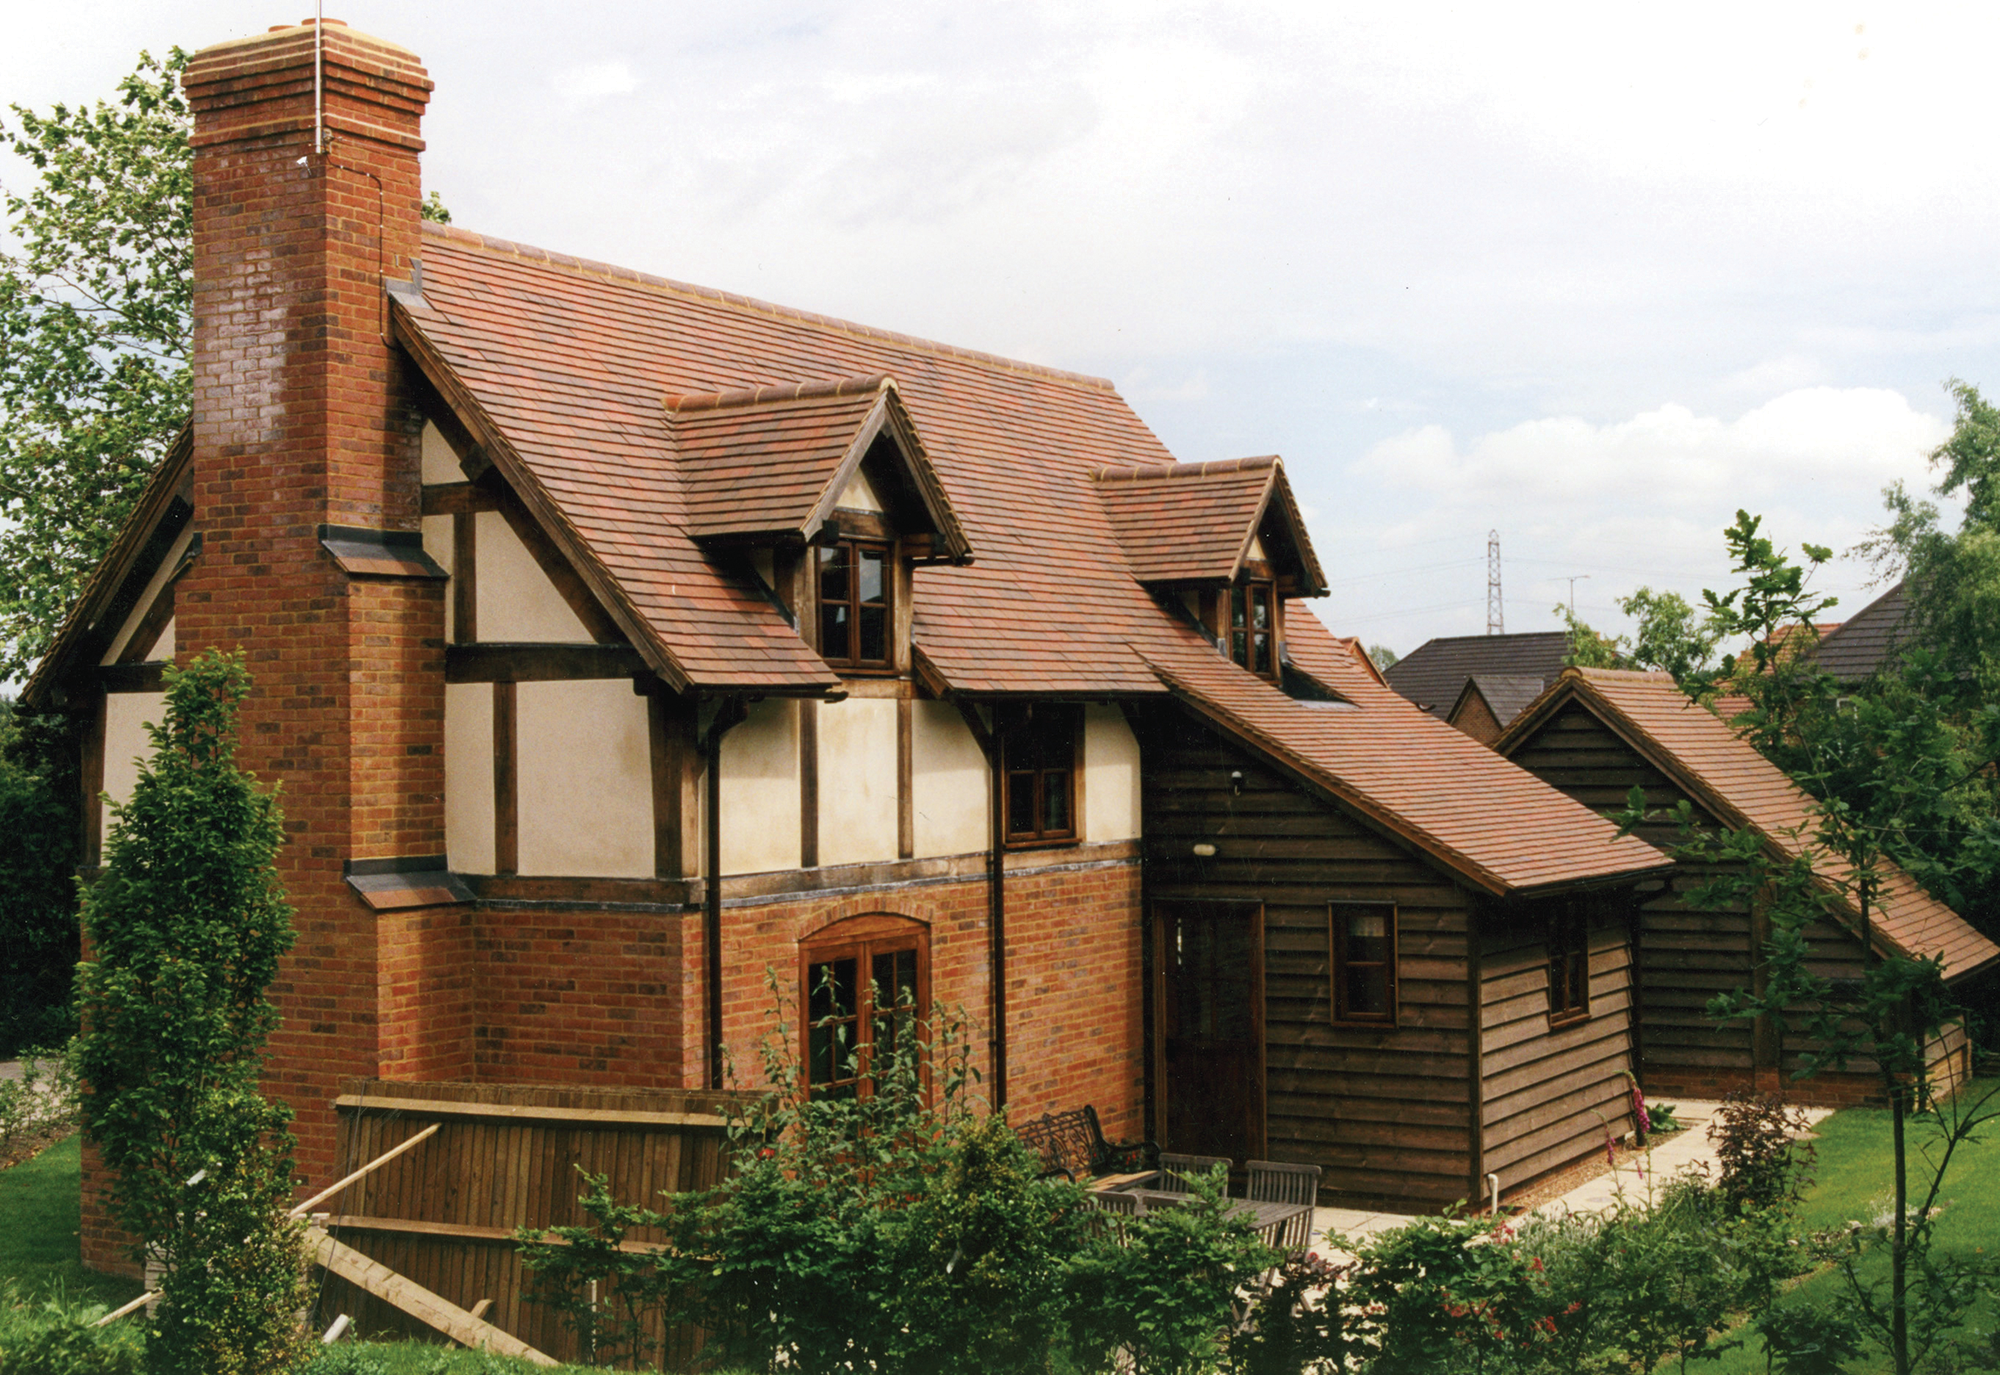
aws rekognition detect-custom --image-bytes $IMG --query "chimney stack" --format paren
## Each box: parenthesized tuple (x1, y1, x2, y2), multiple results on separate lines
(171, 19, 448, 1182)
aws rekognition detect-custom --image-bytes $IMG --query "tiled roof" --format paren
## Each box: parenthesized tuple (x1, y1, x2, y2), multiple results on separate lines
(1093, 457, 1327, 593)
(671, 378, 890, 541)
(390, 222, 1668, 891)
(401, 224, 1188, 695)
(1384, 631, 1570, 717)
(1812, 581, 1908, 683)
(1456, 674, 1549, 729)
(1153, 614, 1672, 897)
(1498, 668, 1999, 979)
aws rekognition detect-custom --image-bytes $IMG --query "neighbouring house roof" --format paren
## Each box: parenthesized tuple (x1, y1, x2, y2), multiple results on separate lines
(1092, 456, 1327, 594)
(1497, 667, 2000, 980)
(1451, 674, 1549, 733)
(1384, 631, 1570, 719)
(1812, 581, 1908, 683)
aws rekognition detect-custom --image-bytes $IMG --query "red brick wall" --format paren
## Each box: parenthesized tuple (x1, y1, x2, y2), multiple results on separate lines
(377, 903, 476, 1080)
(470, 906, 688, 1085)
(457, 860, 1145, 1138)
(79, 25, 444, 1269)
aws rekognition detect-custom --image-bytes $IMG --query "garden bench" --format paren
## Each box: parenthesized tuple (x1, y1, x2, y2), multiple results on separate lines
(1014, 1106, 1156, 1181)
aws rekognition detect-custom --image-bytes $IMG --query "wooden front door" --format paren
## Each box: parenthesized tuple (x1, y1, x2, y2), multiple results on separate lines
(1154, 901, 1265, 1164)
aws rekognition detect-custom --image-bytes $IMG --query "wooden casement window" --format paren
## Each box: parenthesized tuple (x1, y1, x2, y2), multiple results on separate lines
(1000, 704, 1078, 846)
(1549, 904, 1590, 1025)
(1229, 580, 1277, 679)
(1331, 903, 1397, 1024)
(818, 538, 893, 668)
(799, 915, 929, 1100)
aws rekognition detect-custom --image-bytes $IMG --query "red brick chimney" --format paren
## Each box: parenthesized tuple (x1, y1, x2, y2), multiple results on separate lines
(167, 20, 451, 1189)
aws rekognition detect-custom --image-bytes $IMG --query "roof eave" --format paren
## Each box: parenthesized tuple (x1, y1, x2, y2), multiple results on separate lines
(391, 296, 694, 694)
(23, 424, 195, 710)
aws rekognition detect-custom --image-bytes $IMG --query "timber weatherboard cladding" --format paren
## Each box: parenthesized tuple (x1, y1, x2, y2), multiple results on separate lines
(1477, 894, 1636, 1186)
(1138, 706, 1479, 1207)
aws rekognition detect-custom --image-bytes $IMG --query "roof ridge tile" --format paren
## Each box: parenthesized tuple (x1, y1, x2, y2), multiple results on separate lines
(418, 222, 1118, 392)
(666, 374, 891, 415)
(1091, 455, 1280, 483)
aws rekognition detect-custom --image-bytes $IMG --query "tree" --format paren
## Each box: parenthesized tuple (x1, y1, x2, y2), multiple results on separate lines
(1553, 603, 1626, 668)
(0, 700, 81, 1054)
(74, 651, 307, 1375)
(0, 51, 192, 684)
(1618, 586, 1722, 688)
(1367, 643, 1400, 672)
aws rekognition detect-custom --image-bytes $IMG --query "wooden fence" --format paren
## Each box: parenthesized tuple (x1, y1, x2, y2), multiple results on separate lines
(309, 1079, 747, 1365)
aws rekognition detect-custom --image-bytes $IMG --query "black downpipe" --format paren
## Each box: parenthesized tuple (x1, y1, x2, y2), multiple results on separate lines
(990, 732, 1008, 1112)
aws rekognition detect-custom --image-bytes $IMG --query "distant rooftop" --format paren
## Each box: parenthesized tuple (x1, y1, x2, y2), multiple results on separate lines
(1383, 631, 1570, 720)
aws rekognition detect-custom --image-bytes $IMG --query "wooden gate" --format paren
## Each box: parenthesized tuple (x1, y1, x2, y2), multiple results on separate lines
(309, 1079, 746, 1365)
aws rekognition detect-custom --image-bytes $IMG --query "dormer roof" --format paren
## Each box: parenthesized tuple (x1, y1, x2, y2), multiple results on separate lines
(1092, 456, 1326, 595)
(668, 374, 971, 559)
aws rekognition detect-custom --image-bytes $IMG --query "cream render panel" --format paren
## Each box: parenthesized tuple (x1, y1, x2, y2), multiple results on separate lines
(421, 514, 454, 641)
(837, 465, 885, 513)
(153, 619, 175, 661)
(444, 682, 494, 874)
(474, 510, 591, 642)
(516, 679, 653, 878)
(421, 421, 463, 485)
(1083, 704, 1141, 842)
(818, 697, 899, 865)
(912, 700, 987, 857)
(101, 691, 167, 841)
(717, 698, 801, 875)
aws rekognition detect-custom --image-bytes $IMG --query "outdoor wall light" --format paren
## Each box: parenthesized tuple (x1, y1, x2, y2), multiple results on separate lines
(1229, 769, 1244, 796)
(1192, 842, 1218, 857)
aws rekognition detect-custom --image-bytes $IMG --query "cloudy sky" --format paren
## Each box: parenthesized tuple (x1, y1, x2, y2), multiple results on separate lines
(8, 2, 1997, 655)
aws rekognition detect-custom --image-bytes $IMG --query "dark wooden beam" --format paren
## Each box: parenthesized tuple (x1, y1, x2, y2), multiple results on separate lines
(96, 663, 166, 693)
(493, 682, 517, 876)
(81, 693, 105, 868)
(422, 482, 502, 516)
(445, 644, 646, 683)
(799, 700, 819, 869)
(452, 512, 476, 644)
(649, 695, 690, 879)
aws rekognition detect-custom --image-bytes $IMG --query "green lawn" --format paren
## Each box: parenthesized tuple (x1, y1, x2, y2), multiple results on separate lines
(1705, 1081, 2000, 1373)
(0, 1131, 139, 1311)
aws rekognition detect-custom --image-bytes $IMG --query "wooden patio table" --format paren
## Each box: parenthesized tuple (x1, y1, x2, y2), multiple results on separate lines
(1102, 1183, 1315, 1254)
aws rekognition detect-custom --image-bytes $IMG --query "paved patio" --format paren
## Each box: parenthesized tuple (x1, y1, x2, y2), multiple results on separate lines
(1306, 1098, 1836, 1253)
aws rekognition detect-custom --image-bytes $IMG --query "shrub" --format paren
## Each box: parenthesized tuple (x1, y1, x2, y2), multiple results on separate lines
(73, 652, 308, 1375)
(1710, 1090, 1815, 1211)
(0, 1287, 142, 1375)
(0, 1040, 79, 1157)
(1226, 1250, 1356, 1375)
(520, 978, 1273, 1375)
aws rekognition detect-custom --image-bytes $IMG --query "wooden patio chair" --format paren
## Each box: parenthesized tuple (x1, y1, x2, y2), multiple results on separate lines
(1246, 1159, 1322, 1253)
(1084, 1187, 1139, 1242)
(1155, 1152, 1231, 1194)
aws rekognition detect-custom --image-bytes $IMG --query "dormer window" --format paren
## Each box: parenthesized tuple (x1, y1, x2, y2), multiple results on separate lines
(1230, 579, 1277, 679)
(819, 537, 892, 668)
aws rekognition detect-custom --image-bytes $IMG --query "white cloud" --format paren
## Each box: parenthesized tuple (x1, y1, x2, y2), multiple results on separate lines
(552, 62, 639, 102)
(1357, 387, 1948, 514)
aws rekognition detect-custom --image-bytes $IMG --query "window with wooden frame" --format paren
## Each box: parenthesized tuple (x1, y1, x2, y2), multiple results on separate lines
(1548, 903, 1590, 1025)
(1331, 903, 1397, 1024)
(999, 704, 1079, 846)
(818, 537, 893, 669)
(1229, 580, 1278, 679)
(799, 915, 929, 1100)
